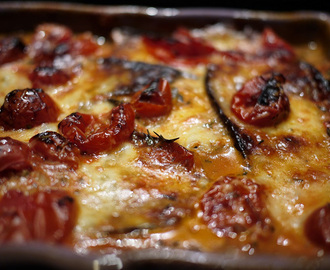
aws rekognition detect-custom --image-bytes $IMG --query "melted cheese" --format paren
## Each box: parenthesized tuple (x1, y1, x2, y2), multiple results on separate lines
(0, 23, 329, 259)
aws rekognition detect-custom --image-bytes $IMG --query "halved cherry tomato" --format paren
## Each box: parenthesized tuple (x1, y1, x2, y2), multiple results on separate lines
(231, 73, 290, 127)
(259, 28, 296, 61)
(133, 131, 195, 171)
(0, 88, 60, 130)
(29, 65, 71, 88)
(0, 37, 26, 65)
(70, 32, 99, 56)
(29, 24, 100, 65)
(151, 140, 195, 171)
(29, 131, 80, 169)
(29, 23, 73, 65)
(305, 203, 330, 251)
(58, 103, 135, 154)
(143, 27, 216, 65)
(0, 137, 32, 173)
(131, 78, 172, 118)
(201, 176, 271, 237)
(0, 189, 77, 244)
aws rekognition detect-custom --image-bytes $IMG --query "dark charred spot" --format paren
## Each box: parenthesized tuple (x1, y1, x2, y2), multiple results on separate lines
(283, 62, 330, 103)
(99, 57, 181, 96)
(257, 74, 286, 106)
(277, 135, 307, 152)
(57, 195, 74, 207)
(30, 131, 69, 147)
(138, 82, 159, 102)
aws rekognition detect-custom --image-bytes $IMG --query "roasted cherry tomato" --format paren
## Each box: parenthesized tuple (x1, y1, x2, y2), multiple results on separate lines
(29, 65, 71, 88)
(143, 27, 216, 65)
(259, 28, 296, 61)
(70, 32, 99, 56)
(231, 73, 290, 127)
(201, 176, 271, 238)
(29, 131, 80, 169)
(133, 131, 195, 171)
(0, 37, 26, 65)
(152, 140, 195, 171)
(305, 203, 330, 251)
(0, 137, 32, 173)
(29, 23, 73, 65)
(0, 88, 60, 130)
(0, 189, 77, 244)
(58, 103, 135, 154)
(132, 78, 172, 118)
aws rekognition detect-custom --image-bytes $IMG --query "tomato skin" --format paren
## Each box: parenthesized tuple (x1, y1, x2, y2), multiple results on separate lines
(201, 176, 271, 238)
(147, 140, 195, 171)
(29, 131, 80, 169)
(143, 27, 216, 65)
(231, 73, 290, 127)
(305, 203, 330, 251)
(29, 24, 99, 65)
(260, 28, 296, 61)
(0, 189, 77, 244)
(0, 37, 26, 65)
(0, 137, 32, 173)
(70, 33, 99, 56)
(58, 103, 135, 154)
(29, 23, 72, 65)
(0, 88, 60, 130)
(132, 78, 172, 118)
(133, 131, 195, 171)
(29, 65, 71, 88)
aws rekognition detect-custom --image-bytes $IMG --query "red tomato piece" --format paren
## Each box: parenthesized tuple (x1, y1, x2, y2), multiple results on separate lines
(231, 73, 290, 127)
(29, 65, 71, 88)
(305, 203, 330, 251)
(0, 88, 60, 130)
(0, 37, 26, 65)
(154, 140, 195, 171)
(0, 189, 77, 244)
(132, 78, 172, 118)
(58, 103, 135, 154)
(134, 131, 195, 171)
(150, 140, 195, 171)
(0, 137, 32, 173)
(70, 32, 99, 56)
(29, 131, 80, 169)
(260, 28, 296, 61)
(143, 27, 216, 64)
(200, 176, 271, 238)
(29, 23, 73, 65)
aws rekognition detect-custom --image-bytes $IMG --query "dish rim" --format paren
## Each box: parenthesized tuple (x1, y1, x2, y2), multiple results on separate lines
(0, 2, 329, 269)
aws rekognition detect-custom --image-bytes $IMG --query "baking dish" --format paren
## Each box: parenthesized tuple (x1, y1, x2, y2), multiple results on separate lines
(0, 2, 329, 269)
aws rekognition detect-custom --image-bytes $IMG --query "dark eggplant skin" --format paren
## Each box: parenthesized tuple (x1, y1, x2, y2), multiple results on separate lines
(205, 64, 254, 160)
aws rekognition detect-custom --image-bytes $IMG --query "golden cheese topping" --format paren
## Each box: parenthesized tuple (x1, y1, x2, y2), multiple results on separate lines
(0, 22, 329, 259)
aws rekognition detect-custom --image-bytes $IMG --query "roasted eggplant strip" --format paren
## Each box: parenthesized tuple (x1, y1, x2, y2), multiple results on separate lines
(98, 57, 182, 96)
(205, 64, 254, 161)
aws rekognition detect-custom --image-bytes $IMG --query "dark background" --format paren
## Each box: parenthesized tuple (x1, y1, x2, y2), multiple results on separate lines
(15, 0, 330, 12)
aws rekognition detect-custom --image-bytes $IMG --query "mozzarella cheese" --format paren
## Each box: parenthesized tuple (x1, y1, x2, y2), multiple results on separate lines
(0, 23, 329, 259)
